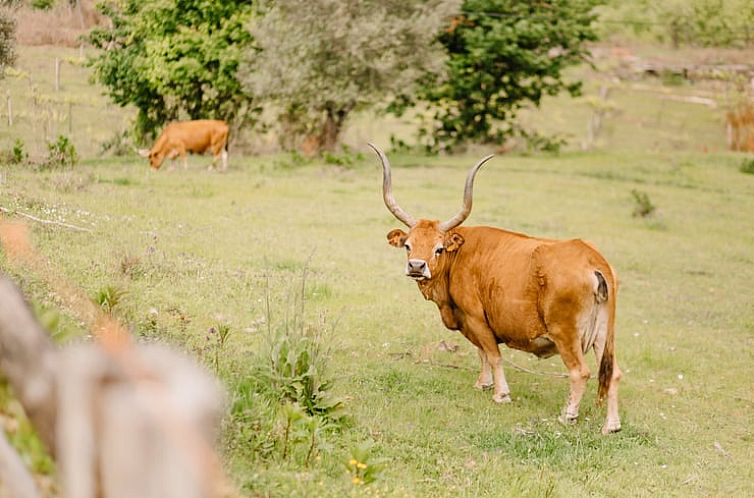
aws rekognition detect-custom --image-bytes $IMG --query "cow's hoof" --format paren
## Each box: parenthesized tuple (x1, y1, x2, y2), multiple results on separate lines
(492, 393, 512, 404)
(601, 421, 622, 435)
(558, 414, 578, 425)
(474, 381, 493, 390)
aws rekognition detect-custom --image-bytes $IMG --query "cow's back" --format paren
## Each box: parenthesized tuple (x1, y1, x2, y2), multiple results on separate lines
(164, 120, 228, 153)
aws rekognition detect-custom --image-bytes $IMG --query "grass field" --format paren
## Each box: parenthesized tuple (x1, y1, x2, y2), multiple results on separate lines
(2, 45, 754, 497)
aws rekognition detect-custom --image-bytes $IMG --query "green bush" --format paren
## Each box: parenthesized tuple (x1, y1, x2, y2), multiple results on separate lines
(0, 138, 26, 165)
(42, 135, 78, 169)
(228, 274, 346, 465)
(739, 158, 754, 175)
(631, 189, 656, 217)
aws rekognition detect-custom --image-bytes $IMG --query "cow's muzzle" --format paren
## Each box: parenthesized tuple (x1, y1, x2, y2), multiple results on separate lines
(405, 259, 431, 280)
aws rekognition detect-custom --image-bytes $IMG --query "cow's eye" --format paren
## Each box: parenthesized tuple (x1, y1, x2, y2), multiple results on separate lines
(404, 244, 411, 252)
(434, 247, 444, 256)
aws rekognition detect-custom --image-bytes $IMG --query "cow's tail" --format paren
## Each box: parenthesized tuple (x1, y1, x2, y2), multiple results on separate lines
(596, 269, 616, 405)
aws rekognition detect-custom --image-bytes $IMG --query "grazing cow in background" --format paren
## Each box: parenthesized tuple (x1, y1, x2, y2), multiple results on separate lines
(138, 119, 229, 171)
(370, 144, 622, 434)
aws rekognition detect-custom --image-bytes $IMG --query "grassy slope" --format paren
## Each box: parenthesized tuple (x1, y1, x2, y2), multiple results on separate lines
(2, 45, 754, 497)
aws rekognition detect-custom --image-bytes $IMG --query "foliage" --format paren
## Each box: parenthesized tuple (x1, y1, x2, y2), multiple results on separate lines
(0, 0, 18, 73)
(346, 442, 386, 486)
(88, 0, 256, 139)
(30, 0, 55, 9)
(42, 135, 78, 169)
(322, 144, 365, 168)
(93, 284, 126, 314)
(227, 274, 346, 466)
(631, 188, 656, 217)
(597, 0, 754, 47)
(0, 138, 27, 164)
(740, 157, 754, 175)
(98, 129, 133, 157)
(415, 0, 602, 151)
(205, 321, 233, 374)
(243, 0, 456, 152)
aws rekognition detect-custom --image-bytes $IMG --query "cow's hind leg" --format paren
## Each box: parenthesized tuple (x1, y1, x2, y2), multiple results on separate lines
(551, 325, 591, 424)
(593, 336, 622, 434)
(473, 347, 493, 390)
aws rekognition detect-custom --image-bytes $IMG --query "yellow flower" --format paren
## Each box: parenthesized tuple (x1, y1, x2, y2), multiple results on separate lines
(352, 477, 363, 485)
(348, 458, 358, 467)
(357, 462, 367, 469)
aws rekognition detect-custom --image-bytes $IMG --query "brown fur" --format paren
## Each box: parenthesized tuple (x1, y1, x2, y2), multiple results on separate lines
(388, 220, 622, 433)
(145, 120, 229, 170)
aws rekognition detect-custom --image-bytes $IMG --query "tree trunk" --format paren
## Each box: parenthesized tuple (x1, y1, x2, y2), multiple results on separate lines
(317, 106, 349, 153)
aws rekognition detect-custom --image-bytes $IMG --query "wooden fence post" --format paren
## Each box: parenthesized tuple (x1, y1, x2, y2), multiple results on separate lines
(6, 93, 12, 126)
(55, 58, 61, 92)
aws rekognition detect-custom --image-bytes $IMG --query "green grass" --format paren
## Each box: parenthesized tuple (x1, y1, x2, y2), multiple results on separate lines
(2, 44, 754, 497)
(1, 148, 753, 497)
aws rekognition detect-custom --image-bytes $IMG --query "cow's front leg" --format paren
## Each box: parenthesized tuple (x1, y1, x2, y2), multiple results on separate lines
(473, 347, 493, 390)
(470, 321, 511, 403)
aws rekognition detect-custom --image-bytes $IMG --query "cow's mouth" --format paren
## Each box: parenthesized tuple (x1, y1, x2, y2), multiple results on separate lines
(407, 272, 427, 281)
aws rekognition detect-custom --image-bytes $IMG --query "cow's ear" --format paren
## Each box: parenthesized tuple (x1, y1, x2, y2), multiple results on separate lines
(445, 232, 465, 252)
(387, 229, 407, 248)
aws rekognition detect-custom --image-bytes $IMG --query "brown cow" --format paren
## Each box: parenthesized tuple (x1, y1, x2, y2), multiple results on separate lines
(370, 144, 622, 434)
(138, 120, 229, 171)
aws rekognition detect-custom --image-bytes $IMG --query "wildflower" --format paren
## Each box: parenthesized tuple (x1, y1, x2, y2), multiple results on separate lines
(357, 462, 367, 469)
(348, 458, 358, 467)
(352, 476, 363, 485)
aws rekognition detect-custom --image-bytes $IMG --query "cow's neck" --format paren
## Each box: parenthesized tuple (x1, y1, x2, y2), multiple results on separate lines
(415, 255, 459, 328)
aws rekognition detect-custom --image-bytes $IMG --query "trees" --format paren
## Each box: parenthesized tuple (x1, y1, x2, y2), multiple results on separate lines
(417, 0, 602, 150)
(88, 0, 255, 139)
(0, 1, 20, 75)
(243, 0, 457, 152)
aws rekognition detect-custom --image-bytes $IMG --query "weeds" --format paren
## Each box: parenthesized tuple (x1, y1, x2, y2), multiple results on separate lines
(740, 157, 754, 175)
(206, 320, 233, 374)
(99, 129, 132, 157)
(227, 271, 346, 466)
(631, 189, 656, 217)
(322, 144, 364, 168)
(93, 284, 125, 314)
(0, 139, 27, 165)
(41, 135, 78, 169)
(346, 442, 385, 486)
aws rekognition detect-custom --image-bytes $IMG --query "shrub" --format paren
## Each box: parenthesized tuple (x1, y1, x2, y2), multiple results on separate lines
(740, 157, 754, 175)
(42, 135, 78, 169)
(99, 129, 132, 157)
(11, 138, 27, 164)
(631, 189, 656, 218)
(93, 284, 126, 315)
(346, 442, 386, 486)
(228, 273, 346, 464)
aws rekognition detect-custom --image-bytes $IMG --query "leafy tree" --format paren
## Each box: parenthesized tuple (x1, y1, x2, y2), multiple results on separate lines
(88, 0, 255, 139)
(243, 0, 457, 153)
(0, 0, 20, 74)
(417, 0, 602, 150)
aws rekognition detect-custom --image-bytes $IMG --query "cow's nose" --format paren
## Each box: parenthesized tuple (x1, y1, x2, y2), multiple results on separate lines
(407, 259, 427, 273)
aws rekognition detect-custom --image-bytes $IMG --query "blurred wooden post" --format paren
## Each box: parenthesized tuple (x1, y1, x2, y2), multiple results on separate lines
(6, 93, 11, 126)
(0, 276, 58, 452)
(55, 58, 61, 92)
(582, 84, 610, 151)
(0, 431, 41, 498)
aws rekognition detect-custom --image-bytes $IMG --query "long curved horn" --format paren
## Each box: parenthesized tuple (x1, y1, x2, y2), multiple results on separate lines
(439, 154, 494, 232)
(368, 143, 416, 228)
